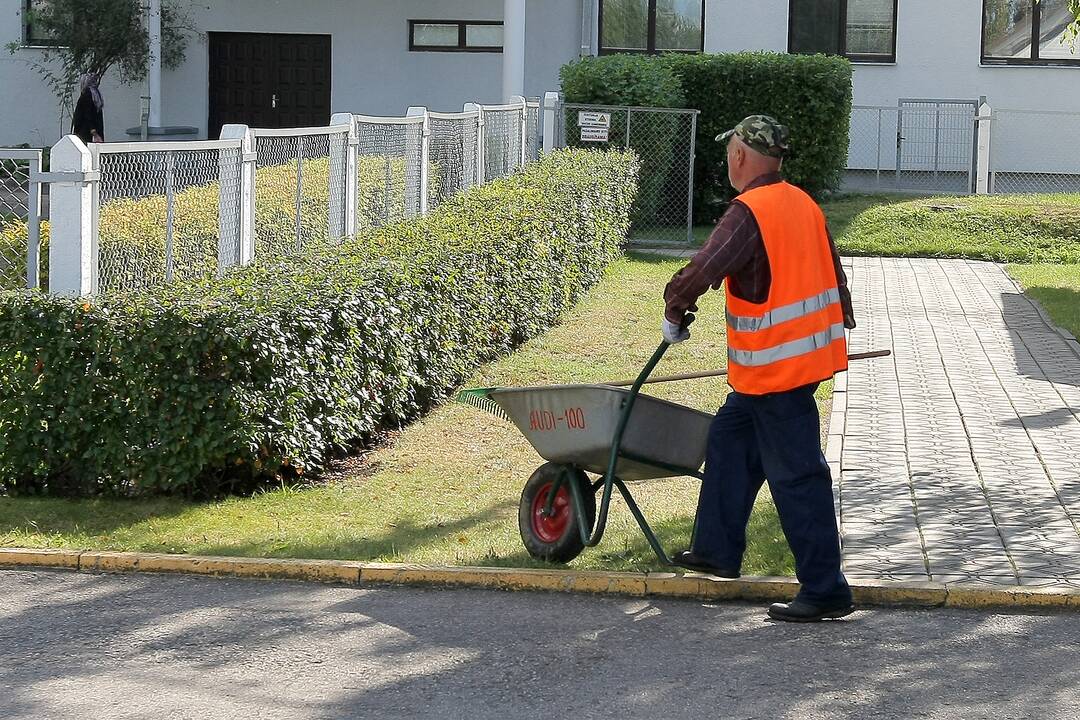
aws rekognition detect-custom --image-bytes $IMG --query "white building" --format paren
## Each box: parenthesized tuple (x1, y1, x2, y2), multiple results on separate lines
(2, 0, 1077, 151)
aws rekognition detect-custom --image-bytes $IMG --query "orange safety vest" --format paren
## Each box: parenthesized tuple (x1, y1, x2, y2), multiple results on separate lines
(725, 181, 848, 395)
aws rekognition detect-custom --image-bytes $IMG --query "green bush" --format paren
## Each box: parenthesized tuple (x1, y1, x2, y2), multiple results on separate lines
(839, 194, 1080, 263)
(561, 55, 685, 108)
(666, 52, 852, 221)
(0, 149, 639, 497)
(560, 52, 853, 223)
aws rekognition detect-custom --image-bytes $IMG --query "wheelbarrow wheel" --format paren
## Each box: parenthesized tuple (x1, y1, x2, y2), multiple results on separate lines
(518, 463, 596, 564)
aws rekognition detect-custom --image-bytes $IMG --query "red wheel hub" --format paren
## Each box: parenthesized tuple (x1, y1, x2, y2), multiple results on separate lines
(531, 482, 572, 544)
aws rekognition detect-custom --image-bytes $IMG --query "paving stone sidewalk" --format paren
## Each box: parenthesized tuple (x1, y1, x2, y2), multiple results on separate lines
(837, 257, 1080, 588)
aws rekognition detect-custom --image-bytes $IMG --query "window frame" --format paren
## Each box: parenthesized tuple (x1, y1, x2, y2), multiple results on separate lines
(22, 0, 61, 48)
(980, 0, 1080, 66)
(786, 0, 899, 64)
(408, 19, 504, 53)
(597, 0, 706, 55)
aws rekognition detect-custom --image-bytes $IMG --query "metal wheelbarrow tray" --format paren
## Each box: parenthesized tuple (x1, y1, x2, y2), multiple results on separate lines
(489, 383, 713, 482)
(479, 342, 706, 565)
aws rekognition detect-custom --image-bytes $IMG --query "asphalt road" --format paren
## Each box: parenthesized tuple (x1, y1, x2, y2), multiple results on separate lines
(1, 569, 1078, 720)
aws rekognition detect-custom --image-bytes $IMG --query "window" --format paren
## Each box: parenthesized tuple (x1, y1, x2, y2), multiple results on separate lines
(23, 0, 59, 47)
(599, 0, 705, 54)
(788, 0, 897, 63)
(982, 0, 1080, 65)
(409, 20, 503, 52)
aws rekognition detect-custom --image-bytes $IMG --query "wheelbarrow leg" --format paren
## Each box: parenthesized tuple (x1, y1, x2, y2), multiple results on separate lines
(544, 342, 690, 567)
(560, 342, 681, 559)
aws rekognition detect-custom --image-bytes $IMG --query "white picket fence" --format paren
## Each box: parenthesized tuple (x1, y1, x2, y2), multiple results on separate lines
(36, 97, 543, 296)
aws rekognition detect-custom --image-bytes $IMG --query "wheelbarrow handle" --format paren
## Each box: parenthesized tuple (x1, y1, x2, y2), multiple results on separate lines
(604, 349, 892, 387)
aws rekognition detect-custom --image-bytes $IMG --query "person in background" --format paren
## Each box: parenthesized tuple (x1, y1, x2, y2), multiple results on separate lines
(72, 72, 104, 145)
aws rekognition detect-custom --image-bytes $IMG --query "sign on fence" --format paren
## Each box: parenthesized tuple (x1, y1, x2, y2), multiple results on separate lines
(578, 111, 611, 128)
(560, 102, 699, 245)
(578, 111, 612, 143)
(580, 126, 610, 143)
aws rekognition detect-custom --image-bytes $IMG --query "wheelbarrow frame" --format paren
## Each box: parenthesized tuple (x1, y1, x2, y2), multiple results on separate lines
(538, 341, 695, 566)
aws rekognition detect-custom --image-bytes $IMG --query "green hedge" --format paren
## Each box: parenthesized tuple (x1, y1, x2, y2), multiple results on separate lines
(560, 52, 853, 223)
(0, 149, 639, 497)
(561, 54, 685, 108)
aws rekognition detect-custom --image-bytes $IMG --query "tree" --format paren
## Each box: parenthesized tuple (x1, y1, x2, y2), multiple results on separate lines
(9, 0, 194, 104)
(1039, 0, 1080, 44)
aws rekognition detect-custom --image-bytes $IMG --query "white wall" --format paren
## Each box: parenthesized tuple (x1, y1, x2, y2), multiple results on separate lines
(0, 0, 582, 145)
(704, 0, 1080, 112)
(704, 0, 1080, 173)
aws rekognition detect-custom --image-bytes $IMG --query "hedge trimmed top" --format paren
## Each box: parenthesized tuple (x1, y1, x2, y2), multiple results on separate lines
(561, 52, 853, 222)
(0, 149, 639, 497)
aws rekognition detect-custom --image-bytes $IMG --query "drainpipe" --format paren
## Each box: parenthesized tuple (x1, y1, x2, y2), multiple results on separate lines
(148, 0, 162, 127)
(581, 0, 599, 56)
(502, 0, 526, 102)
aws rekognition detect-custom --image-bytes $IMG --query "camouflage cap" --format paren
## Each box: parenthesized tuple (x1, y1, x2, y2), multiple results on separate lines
(716, 115, 790, 158)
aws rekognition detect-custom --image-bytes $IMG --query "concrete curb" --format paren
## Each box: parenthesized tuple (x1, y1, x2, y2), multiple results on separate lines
(2, 548, 1077, 611)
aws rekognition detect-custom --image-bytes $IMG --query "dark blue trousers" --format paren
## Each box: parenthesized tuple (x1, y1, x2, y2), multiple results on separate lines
(692, 383, 851, 605)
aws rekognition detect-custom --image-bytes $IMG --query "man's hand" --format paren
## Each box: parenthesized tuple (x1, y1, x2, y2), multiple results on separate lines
(662, 313, 695, 344)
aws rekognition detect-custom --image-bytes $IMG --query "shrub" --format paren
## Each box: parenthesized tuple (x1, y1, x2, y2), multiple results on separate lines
(665, 52, 852, 221)
(560, 52, 853, 223)
(0, 149, 639, 497)
(561, 55, 685, 108)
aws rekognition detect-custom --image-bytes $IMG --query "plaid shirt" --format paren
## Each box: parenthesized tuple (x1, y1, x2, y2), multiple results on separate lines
(664, 173, 855, 329)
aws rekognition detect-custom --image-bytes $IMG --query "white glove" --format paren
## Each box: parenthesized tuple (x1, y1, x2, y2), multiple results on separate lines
(662, 318, 690, 344)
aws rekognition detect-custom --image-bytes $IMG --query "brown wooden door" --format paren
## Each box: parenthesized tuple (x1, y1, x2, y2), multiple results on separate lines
(208, 33, 332, 138)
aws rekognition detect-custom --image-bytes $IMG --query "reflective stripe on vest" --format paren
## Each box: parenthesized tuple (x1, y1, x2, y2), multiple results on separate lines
(726, 287, 841, 333)
(728, 323, 846, 368)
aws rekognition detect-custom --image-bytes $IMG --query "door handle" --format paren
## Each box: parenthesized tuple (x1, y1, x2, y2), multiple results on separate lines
(272, 93, 278, 109)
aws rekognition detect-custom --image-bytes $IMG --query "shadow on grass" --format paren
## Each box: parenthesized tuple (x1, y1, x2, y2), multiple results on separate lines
(197, 499, 519, 562)
(623, 250, 688, 265)
(0, 496, 191, 539)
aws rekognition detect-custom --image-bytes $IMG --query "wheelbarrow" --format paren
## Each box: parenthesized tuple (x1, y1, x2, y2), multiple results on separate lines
(460, 342, 890, 565)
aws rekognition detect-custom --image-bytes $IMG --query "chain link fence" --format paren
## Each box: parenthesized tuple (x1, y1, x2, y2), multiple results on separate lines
(525, 98, 541, 163)
(94, 141, 243, 294)
(40, 98, 542, 296)
(428, 111, 480, 209)
(558, 103, 698, 244)
(252, 127, 349, 260)
(844, 103, 977, 195)
(482, 104, 526, 182)
(990, 110, 1080, 194)
(354, 115, 424, 230)
(0, 149, 42, 290)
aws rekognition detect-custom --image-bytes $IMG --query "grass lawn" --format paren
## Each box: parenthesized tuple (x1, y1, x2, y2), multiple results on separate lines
(1007, 264, 1080, 339)
(1, 253, 822, 575)
(692, 192, 923, 247)
(838, 194, 1080, 262)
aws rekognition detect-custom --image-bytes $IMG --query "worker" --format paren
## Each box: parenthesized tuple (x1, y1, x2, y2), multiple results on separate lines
(662, 115, 857, 622)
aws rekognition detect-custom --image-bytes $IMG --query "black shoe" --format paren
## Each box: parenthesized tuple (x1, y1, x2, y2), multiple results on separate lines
(768, 599, 855, 623)
(672, 550, 739, 579)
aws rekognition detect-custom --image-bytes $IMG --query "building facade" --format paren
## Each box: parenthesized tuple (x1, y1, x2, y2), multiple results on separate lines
(1, 0, 1077, 149)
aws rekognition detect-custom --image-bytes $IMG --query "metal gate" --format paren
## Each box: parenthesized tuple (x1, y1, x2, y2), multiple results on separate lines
(896, 98, 978, 193)
(558, 103, 698, 245)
